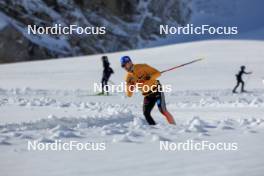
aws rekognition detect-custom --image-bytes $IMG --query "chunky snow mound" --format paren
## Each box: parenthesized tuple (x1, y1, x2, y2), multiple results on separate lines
(0, 88, 263, 145)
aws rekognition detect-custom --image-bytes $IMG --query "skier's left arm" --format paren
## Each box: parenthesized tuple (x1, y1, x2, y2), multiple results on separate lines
(244, 71, 253, 74)
(109, 67, 114, 74)
(143, 64, 161, 80)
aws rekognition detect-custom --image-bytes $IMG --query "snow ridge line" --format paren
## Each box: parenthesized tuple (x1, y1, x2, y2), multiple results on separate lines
(0, 112, 134, 132)
(0, 88, 264, 108)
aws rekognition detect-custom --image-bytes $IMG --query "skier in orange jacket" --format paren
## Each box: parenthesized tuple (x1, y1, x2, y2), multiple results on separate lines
(121, 56, 176, 125)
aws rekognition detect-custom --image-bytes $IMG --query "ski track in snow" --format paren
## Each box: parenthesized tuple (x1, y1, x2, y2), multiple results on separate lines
(0, 88, 264, 147)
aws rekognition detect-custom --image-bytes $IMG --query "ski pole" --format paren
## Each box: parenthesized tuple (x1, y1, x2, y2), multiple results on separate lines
(161, 58, 204, 74)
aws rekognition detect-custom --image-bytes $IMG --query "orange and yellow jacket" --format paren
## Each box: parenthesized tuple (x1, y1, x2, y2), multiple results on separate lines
(125, 64, 161, 97)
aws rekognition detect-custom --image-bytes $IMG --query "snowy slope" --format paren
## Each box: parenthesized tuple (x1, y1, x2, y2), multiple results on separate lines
(0, 0, 191, 60)
(0, 40, 264, 176)
(1, 0, 264, 62)
(0, 40, 263, 90)
(153, 0, 264, 45)
(191, 0, 264, 32)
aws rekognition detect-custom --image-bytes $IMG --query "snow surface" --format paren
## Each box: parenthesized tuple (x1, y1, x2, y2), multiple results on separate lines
(0, 40, 264, 176)
(0, 40, 263, 90)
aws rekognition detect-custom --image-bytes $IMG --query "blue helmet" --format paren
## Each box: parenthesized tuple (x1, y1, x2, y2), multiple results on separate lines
(120, 56, 132, 67)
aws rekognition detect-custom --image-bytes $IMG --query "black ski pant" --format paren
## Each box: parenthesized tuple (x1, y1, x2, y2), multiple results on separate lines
(101, 74, 110, 93)
(143, 91, 175, 125)
(233, 78, 245, 92)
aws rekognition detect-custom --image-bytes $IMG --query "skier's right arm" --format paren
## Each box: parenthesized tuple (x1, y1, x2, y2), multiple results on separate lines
(125, 75, 135, 97)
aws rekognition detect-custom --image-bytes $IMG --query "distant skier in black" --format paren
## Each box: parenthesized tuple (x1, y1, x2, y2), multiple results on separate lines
(232, 65, 252, 93)
(100, 56, 114, 95)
